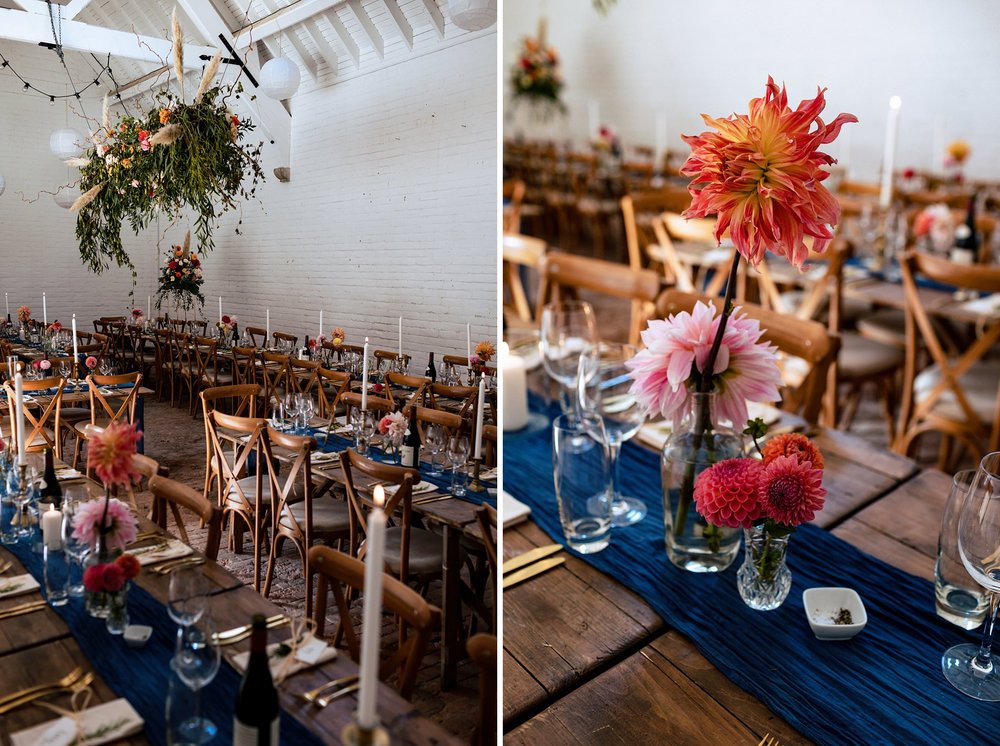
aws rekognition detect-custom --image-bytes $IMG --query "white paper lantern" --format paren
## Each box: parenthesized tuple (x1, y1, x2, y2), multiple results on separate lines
(448, 0, 496, 30)
(259, 57, 301, 100)
(54, 189, 76, 209)
(50, 128, 85, 161)
(0, 174, 5, 197)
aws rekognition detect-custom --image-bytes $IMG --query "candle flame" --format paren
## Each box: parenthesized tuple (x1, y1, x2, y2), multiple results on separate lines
(889, 95, 902, 109)
(373, 484, 385, 508)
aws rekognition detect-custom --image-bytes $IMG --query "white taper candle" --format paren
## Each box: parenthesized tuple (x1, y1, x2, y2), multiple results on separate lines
(473, 372, 485, 459)
(361, 338, 370, 411)
(42, 293, 47, 325)
(318, 310, 323, 341)
(15, 372, 26, 465)
(266, 309, 270, 343)
(879, 96, 902, 209)
(466, 323, 471, 360)
(357, 485, 386, 729)
(398, 317, 402, 358)
(218, 297, 223, 324)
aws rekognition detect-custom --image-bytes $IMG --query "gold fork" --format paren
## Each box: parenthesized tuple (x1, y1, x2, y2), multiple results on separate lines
(301, 674, 360, 704)
(0, 666, 85, 710)
(0, 671, 96, 716)
(314, 682, 361, 708)
(0, 559, 13, 574)
(150, 557, 206, 575)
(0, 599, 49, 621)
(758, 734, 780, 746)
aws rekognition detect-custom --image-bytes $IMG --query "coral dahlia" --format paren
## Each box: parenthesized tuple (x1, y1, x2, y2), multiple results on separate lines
(758, 455, 826, 526)
(761, 433, 824, 470)
(693, 458, 765, 529)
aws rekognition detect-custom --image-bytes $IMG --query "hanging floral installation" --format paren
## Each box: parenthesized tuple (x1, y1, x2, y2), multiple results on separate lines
(156, 231, 205, 312)
(69, 10, 264, 275)
(510, 18, 564, 113)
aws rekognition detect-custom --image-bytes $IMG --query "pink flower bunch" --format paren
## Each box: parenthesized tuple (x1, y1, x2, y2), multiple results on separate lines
(85, 356, 98, 370)
(379, 411, 407, 441)
(82, 553, 141, 592)
(131, 308, 145, 322)
(72, 497, 139, 552)
(681, 77, 856, 269)
(331, 328, 345, 345)
(693, 433, 826, 529)
(39, 359, 51, 372)
(468, 354, 482, 366)
(47, 321, 62, 333)
(17, 306, 30, 323)
(88, 421, 142, 491)
(626, 300, 782, 428)
(219, 314, 238, 331)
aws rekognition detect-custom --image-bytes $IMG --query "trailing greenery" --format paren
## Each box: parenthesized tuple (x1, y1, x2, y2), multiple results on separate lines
(74, 86, 264, 274)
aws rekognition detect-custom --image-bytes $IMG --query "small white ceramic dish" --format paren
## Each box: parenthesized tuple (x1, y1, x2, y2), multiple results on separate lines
(124, 624, 153, 648)
(802, 587, 868, 641)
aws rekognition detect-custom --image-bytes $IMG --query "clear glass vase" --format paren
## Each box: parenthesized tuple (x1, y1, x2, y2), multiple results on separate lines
(83, 535, 117, 619)
(737, 524, 792, 610)
(105, 583, 129, 634)
(661, 392, 744, 572)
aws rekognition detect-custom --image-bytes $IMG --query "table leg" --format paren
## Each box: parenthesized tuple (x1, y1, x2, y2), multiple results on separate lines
(441, 524, 460, 690)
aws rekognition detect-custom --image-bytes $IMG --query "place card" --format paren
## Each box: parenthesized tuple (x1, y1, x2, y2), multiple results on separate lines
(0, 574, 40, 599)
(10, 698, 144, 746)
(502, 491, 531, 528)
(385, 480, 437, 497)
(230, 633, 337, 679)
(129, 538, 194, 566)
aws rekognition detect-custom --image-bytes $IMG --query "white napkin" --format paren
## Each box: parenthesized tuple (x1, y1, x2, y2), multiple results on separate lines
(502, 491, 531, 528)
(10, 698, 144, 746)
(0, 574, 40, 599)
(129, 538, 194, 566)
(55, 467, 83, 481)
(230, 633, 337, 680)
(385, 480, 437, 497)
(310, 451, 341, 464)
(958, 292, 1000, 317)
(635, 402, 783, 451)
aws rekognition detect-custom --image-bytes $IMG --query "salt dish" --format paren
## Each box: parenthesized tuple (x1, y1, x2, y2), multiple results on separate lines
(802, 587, 868, 641)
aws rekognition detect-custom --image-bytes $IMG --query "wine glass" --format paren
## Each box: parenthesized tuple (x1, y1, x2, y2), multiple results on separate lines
(283, 394, 300, 434)
(58, 360, 71, 380)
(351, 408, 376, 456)
(424, 424, 446, 477)
(61, 494, 91, 597)
(943, 451, 1000, 700)
(99, 358, 113, 376)
(297, 393, 315, 431)
(540, 300, 598, 415)
(172, 615, 221, 743)
(447, 436, 470, 496)
(578, 342, 647, 526)
(168, 565, 207, 629)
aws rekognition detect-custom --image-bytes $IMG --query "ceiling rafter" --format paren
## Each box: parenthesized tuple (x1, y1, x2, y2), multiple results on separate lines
(257, 0, 319, 81)
(324, 9, 359, 69)
(378, 0, 413, 50)
(301, 17, 339, 75)
(346, 0, 383, 60)
(232, 0, 347, 48)
(420, 0, 445, 39)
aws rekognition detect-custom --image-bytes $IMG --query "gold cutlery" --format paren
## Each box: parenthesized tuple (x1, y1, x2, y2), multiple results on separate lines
(0, 666, 84, 709)
(314, 682, 361, 708)
(0, 559, 13, 574)
(503, 556, 565, 590)
(213, 615, 289, 646)
(301, 674, 360, 704)
(502, 544, 563, 576)
(413, 494, 452, 506)
(757, 734, 780, 746)
(0, 671, 95, 716)
(149, 557, 205, 575)
(0, 599, 49, 621)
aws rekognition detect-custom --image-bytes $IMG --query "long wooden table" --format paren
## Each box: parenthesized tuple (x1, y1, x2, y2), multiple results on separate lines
(503, 424, 937, 743)
(0, 475, 461, 746)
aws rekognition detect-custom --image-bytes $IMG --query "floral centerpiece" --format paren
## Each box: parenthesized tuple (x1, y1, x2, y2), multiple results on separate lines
(17, 306, 30, 324)
(914, 204, 956, 253)
(944, 139, 970, 183)
(694, 429, 826, 609)
(131, 308, 146, 326)
(156, 232, 205, 313)
(218, 314, 238, 333)
(85, 355, 98, 372)
(379, 411, 408, 462)
(593, 125, 622, 159)
(47, 321, 62, 334)
(627, 77, 854, 573)
(75, 421, 142, 631)
(68, 11, 264, 275)
(331, 327, 346, 346)
(510, 20, 564, 111)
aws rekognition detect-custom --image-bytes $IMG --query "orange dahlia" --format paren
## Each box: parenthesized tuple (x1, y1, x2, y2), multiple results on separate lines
(761, 432, 824, 470)
(88, 420, 142, 490)
(681, 77, 857, 269)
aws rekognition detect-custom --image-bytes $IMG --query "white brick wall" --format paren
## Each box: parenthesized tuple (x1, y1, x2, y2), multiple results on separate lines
(0, 28, 497, 365)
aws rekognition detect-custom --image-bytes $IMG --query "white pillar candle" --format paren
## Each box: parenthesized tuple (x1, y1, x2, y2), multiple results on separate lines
(42, 503, 62, 551)
(361, 338, 370, 411)
(4, 293, 8, 318)
(398, 317, 402, 358)
(466, 323, 472, 360)
(147, 295, 151, 320)
(318, 309, 323, 341)
(265, 309, 270, 343)
(501, 342, 529, 431)
(15, 372, 26, 465)
(473, 372, 485, 459)
(357, 485, 386, 730)
(879, 96, 902, 209)
(42, 293, 47, 325)
(218, 297, 223, 324)
(71, 315, 78, 372)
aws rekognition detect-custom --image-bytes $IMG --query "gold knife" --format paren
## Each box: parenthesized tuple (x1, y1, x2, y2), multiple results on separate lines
(0, 600, 49, 621)
(502, 544, 563, 575)
(503, 557, 565, 589)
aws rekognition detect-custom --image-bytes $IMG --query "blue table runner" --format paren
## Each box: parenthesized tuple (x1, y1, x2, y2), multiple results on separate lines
(505, 398, 1000, 745)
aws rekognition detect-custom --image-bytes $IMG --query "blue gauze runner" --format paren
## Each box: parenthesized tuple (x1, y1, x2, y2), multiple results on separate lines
(4, 540, 322, 746)
(505, 398, 1000, 745)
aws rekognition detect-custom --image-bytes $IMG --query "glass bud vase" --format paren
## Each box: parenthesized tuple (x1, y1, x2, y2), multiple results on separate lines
(83, 535, 115, 619)
(105, 583, 129, 634)
(737, 524, 792, 610)
(661, 392, 744, 572)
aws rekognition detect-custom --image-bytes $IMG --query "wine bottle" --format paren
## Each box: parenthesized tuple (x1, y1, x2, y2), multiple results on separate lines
(231, 323, 239, 347)
(425, 352, 437, 382)
(233, 615, 280, 746)
(40, 448, 62, 508)
(400, 405, 421, 468)
(951, 193, 979, 265)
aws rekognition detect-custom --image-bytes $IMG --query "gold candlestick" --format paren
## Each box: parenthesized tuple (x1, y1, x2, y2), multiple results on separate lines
(467, 457, 487, 493)
(342, 720, 390, 746)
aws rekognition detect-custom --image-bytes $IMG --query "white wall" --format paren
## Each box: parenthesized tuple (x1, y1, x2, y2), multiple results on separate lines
(0, 23, 497, 364)
(504, 0, 1000, 182)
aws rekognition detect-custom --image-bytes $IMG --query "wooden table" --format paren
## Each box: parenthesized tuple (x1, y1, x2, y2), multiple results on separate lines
(503, 424, 932, 743)
(0, 488, 461, 745)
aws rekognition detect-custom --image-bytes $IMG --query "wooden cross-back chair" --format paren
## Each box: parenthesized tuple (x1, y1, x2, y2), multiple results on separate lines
(71, 372, 142, 472)
(129, 451, 167, 520)
(426, 382, 479, 420)
(383, 373, 429, 413)
(340, 449, 441, 590)
(199, 383, 261, 504)
(260, 352, 291, 407)
(272, 331, 298, 348)
(414, 405, 466, 445)
(315, 368, 351, 419)
(262, 428, 350, 619)
(180, 337, 222, 416)
(503, 178, 526, 234)
(149, 474, 223, 561)
(230, 346, 258, 387)
(206, 410, 269, 590)
(4, 376, 65, 459)
(895, 250, 1000, 467)
(287, 358, 321, 398)
(338, 391, 394, 427)
(152, 330, 175, 403)
(502, 233, 546, 326)
(308, 546, 441, 700)
(620, 187, 693, 276)
(245, 326, 268, 348)
(655, 290, 841, 426)
(537, 250, 662, 346)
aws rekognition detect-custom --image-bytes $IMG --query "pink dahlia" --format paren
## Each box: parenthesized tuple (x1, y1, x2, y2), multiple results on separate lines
(681, 77, 857, 269)
(626, 300, 781, 428)
(72, 496, 138, 551)
(758, 455, 826, 526)
(88, 421, 142, 491)
(693, 458, 764, 528)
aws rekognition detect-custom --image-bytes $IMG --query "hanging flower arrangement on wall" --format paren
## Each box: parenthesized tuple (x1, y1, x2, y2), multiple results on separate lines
(69, 11, 264, 275)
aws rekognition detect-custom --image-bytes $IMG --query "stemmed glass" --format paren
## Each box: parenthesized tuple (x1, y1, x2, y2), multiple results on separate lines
(297, 393, 316, 431)
(283, 394, 301, 434)
(578, 342, 647, 526)
(424, 424, 446, 477)
(943, 451, 1000, 700)
(540, 300, 598, 415)
(99, 359, 113, 376)
(171, 615, 221, 743)
(447, 436, 470, 496)
(168, 565, 207, 631)
(351, 408, 376, 456)
(61, 495, 91, 597)
(58, 360, 71, 380)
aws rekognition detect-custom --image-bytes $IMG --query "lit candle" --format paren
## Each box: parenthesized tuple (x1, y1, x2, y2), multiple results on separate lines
(4, 293, 8, 318)
(15, 372, 26, 466)
(71, 315, 78, 374)
(466, 323, 471, 360)
(265, 309, 270, 343)
(218, 297, 223, 324)
(147, 295, 151, 321)
(398, 317, 402, 358)
(42, 293, 47, 325)
(501, 342, 528, 431)
(473, 372, 485, 459)
(361, 337, 370, 411)
(879, 96, 902, 209)
(357, 485, 386, 730)
(42, 503, 62, 551)
(318, 309, 323, 341)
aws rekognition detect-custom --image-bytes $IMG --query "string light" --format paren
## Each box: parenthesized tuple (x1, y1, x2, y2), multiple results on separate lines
(0, 50, 110, 101)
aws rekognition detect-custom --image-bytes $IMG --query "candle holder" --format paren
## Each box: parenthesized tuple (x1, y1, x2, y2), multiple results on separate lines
(341, 720, 390, 746)
(467, 457, 487, 493)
